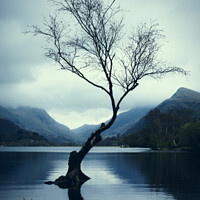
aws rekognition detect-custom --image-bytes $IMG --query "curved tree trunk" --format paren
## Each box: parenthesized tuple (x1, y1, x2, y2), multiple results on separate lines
(46, 120, 115, 189)
(55, 132, 102, 188)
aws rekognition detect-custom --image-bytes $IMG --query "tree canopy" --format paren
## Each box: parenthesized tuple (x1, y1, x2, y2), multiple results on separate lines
(29, 0, 187, 123)
(29, 0, 188, 188)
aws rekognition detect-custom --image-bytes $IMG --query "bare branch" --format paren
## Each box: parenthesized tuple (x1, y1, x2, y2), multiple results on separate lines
(28, 0, 187, 139)
(113, 21, 188, 93)
(29, 0, 189, 188)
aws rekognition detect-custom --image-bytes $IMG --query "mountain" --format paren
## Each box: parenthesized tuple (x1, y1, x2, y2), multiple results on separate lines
(158, 87, 200, 119)
(0, 118, 52, 146)
(0, 106, 74, 144)
(124, 87, 200, 136)
(73, 124, 99, 143)
(102, 107, 152, 136)
(73, 106, 152, 142)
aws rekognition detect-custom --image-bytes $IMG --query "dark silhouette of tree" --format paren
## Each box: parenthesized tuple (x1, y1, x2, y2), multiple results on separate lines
(28, 0, 187, 188)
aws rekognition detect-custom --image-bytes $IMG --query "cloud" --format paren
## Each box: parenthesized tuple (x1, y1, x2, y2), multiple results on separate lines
(0, 0, 199, 128)
(49, 108, 112, 129)
(0, 63, 109, 109)
(0, 0, 51, 84)
(0, 0, 51, 23)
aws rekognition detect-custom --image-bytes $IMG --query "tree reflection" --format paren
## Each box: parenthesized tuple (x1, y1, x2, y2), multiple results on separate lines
(66, 152, 200, 200)
(1, 150, 200, 200)
(68, 185, 83, 200)
(106, 152, 200, 200)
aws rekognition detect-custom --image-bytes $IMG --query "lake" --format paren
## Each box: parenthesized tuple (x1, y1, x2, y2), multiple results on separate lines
(0, 147, 200, 200)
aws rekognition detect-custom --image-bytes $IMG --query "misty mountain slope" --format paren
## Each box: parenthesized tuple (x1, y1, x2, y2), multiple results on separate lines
(0, 106, 74, 144)
(0, 118, 51, 146)
(73, 106, 152, 142)
(0, 105, 13, 120)
(124, 87, 200, 136)
(73, 124, 99, 143)
(158, 87, 200, 119)
(0, 118, 20, 134)
(102, 107, 152, 136)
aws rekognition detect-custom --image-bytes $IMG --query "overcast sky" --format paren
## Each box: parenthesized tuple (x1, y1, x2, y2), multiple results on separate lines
(0, 0, 199, 129)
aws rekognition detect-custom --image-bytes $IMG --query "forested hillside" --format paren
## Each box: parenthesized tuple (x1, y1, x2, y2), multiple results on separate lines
(100, 88, 200, 150)
(0, 106, 74, 144)
(0, 118, 52, 146)
(120, 108, 200, 150)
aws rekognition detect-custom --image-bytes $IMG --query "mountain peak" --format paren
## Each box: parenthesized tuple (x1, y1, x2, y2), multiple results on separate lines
(124, 87, 200, 136)
(158, 87, 200, 115)
(170, 87, 200, 101)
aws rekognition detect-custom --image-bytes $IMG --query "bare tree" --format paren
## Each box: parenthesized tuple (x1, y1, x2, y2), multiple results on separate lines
(29, 0, 187, 188)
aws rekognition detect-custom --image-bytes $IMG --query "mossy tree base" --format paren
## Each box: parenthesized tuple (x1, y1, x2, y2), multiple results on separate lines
(45, 124, 104, 189)
(54, 151, 90, 189)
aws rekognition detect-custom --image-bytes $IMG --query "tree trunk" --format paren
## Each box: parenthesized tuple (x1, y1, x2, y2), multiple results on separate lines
(46, 123, 106, 189)
(45, 110, 117, 188)
(53, 150, 91, 189)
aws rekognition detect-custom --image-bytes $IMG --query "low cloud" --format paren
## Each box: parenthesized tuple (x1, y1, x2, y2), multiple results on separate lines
(0, 0, 199, 128)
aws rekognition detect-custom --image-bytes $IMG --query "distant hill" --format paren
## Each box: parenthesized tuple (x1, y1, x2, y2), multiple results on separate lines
(0, 106, 74, 144)
(0, 118, 52, 146)
(158, 87, 200, 119)
(73, 124, 99, 143)
(124, 87, 200, 136)
(73, 106, 152, 143)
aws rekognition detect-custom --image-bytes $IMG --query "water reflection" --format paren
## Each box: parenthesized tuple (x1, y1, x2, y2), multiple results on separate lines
(68, 186, 83, 200)
(0, 152, 67, 187)
(0, 149, 200, 200)
(90, 152, 200, 200)
(136, 152, 200, 200)
(82, 152, 200, 200)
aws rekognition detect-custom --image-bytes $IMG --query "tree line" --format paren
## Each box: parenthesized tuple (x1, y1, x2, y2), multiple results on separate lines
(100, 108, 200, 150)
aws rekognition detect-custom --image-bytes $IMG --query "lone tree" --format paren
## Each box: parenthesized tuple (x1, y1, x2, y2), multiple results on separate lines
(29, 0, 187, 188)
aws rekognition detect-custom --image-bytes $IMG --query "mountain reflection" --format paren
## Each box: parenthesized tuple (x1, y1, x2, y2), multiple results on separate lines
(0, 150, 200, 200)
(0, 152, 68, 186)
(92, 152, 200, 200)
(68, 186, 83, 200)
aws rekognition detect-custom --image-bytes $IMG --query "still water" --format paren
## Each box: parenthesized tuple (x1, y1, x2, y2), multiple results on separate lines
(0, 147, 200, 200)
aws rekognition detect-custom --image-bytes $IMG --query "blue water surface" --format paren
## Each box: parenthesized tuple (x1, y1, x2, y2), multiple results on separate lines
(0, 147, 200, 200)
